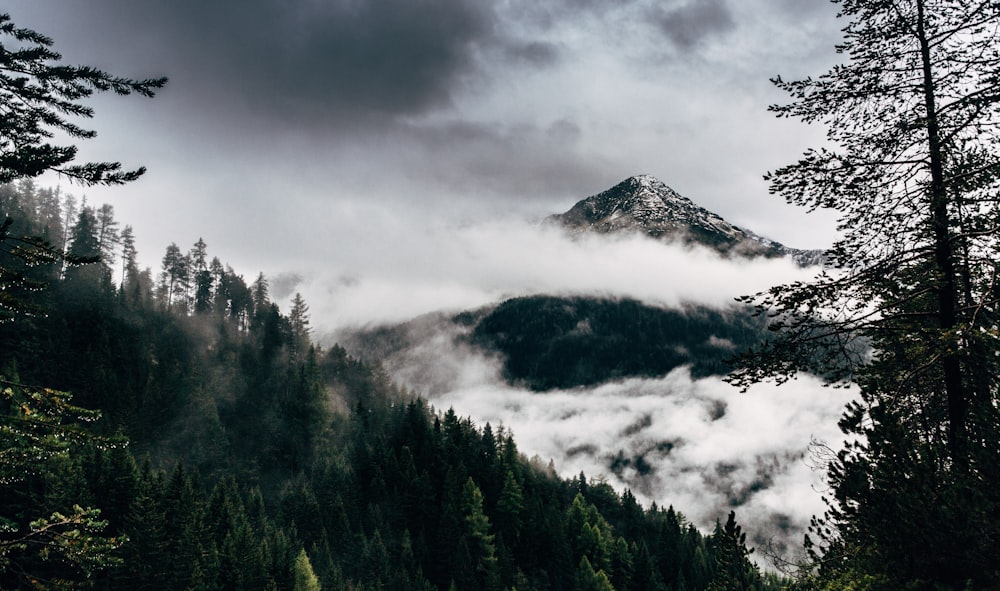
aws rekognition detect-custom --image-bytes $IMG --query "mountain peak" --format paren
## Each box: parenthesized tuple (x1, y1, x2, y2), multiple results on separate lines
(549, 175, 822, 264)
(622, 174, 670, 191)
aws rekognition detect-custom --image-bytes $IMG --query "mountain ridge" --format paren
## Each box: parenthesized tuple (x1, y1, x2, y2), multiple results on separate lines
(549, 175, 823, 266)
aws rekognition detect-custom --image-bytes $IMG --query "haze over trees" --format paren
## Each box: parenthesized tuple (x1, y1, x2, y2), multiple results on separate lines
(731, 1, 1000, 589)
(3, 173, 788, 590)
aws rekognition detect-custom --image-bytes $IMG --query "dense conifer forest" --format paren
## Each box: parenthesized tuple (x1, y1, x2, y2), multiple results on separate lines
(467, 296, 767, 390)
(1, 181, 778, 590)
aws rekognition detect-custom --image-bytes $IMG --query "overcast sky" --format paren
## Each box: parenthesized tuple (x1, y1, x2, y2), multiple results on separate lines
(7, 0, 846, 323)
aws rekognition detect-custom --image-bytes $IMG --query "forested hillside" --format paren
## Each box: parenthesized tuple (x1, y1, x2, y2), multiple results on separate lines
(340, 296, 768, 393)
(1, 181, 777, 590)
(467, 296, 766, 390)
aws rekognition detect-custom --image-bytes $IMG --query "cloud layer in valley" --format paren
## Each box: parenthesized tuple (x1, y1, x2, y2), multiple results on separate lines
(365, 314, 855, 566)
(311, 224, 852, 564)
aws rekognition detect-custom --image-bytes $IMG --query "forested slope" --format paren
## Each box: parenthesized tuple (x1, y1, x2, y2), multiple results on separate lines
(468, 295, 767, 390)
(1, 181, 776, 590)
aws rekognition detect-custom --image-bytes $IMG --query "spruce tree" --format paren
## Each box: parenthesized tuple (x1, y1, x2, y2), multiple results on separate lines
(159, 243, 190, 312)
(293, 548, 322, 591)
(0, 13, 165, 185)
(0, 11, 164, 587)
(707, 512, 760, 591)
(190, 238, 213, 314)
(288, 292, 311, 359)
(730, 1, 1000, 588)
(457, 478, 500, 591)
(119, 225, 138, 286)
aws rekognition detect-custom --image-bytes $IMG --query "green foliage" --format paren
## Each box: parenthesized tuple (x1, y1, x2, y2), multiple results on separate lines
(0, 197, 100, 323)
(707, 512, 761, 591)
(576, 556, 615, 591)
(734, 1, 1000, 589)
(293, 548, 321, 591)
(0, 13, 166, 185)
(0, 376, 125, 589)
(457, 478, 500, 591)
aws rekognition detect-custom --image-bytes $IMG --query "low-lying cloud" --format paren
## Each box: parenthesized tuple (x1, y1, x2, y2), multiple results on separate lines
(361, 316, 854, 567)
(300, 220, 849, 565)
(295, 217, 815, 334)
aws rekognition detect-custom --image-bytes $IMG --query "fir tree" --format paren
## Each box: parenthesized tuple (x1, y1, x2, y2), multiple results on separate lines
(707, 512, 760, 591)
(0, 13, 165, 185)
(731, 1, 1000, 588)
(293, 548, 322, 591)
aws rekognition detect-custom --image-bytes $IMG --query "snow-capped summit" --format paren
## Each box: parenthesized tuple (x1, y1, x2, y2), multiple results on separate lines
(549, 175, 822, 264)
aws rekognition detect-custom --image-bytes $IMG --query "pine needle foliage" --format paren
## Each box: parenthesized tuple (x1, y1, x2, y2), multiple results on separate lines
(0, 13, 166, 185)
(731, 1, 1000, 588)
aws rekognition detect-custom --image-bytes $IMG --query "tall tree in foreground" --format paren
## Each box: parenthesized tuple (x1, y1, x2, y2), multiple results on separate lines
(729, 1, 1000, 589)
(1, 11, 165, 588)
(0, 13, 166, 185)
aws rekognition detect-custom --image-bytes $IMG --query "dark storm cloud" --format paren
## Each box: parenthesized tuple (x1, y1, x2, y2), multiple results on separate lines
(504, 41, 561, 67)
(266, 0, 491, 118)
(387, 118, 614, 203)
(651, 0, 736, 50)
(8, 0, 754, 141)
(13, 0, 499, 126)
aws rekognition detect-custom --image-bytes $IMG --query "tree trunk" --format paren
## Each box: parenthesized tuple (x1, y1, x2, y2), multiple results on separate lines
(916, 0, 967, 465)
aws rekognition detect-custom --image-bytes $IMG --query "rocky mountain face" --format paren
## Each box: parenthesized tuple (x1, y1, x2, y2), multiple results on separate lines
(549, 175, 823, 265)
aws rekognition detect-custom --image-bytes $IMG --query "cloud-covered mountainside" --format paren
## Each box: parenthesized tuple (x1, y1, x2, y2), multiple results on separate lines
(549, 175, 824, 266)
(335, 304, 852, 565)
(467, 296, 767, 389)
(331, 176, 850, 565)
(344, 296, 768, 391)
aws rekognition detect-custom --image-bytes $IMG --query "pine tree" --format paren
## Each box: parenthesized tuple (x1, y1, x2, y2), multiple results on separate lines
(495, 469, 524, 545)
(293, 548, 322, 591)
(119, 225, 138, 285)
(159, 243, 191, 312)
(455, 478, 500, 591)
(565, 493, 615, 575)
(0, 376, 126, 588)
(251, 272, 270, 316)
(95, 203, 120, 266)
(190, 238, 214, 314)
(730, 1, 1000, 588)
(288, 292, 311, 359)
(0, 13, 166, 185)
(576, 556, 616, 591)
(707, 512, 760, 591)
(35, 186, 64, 253)
(64, 206, 103, 274)
(0, 12, 164, 586)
